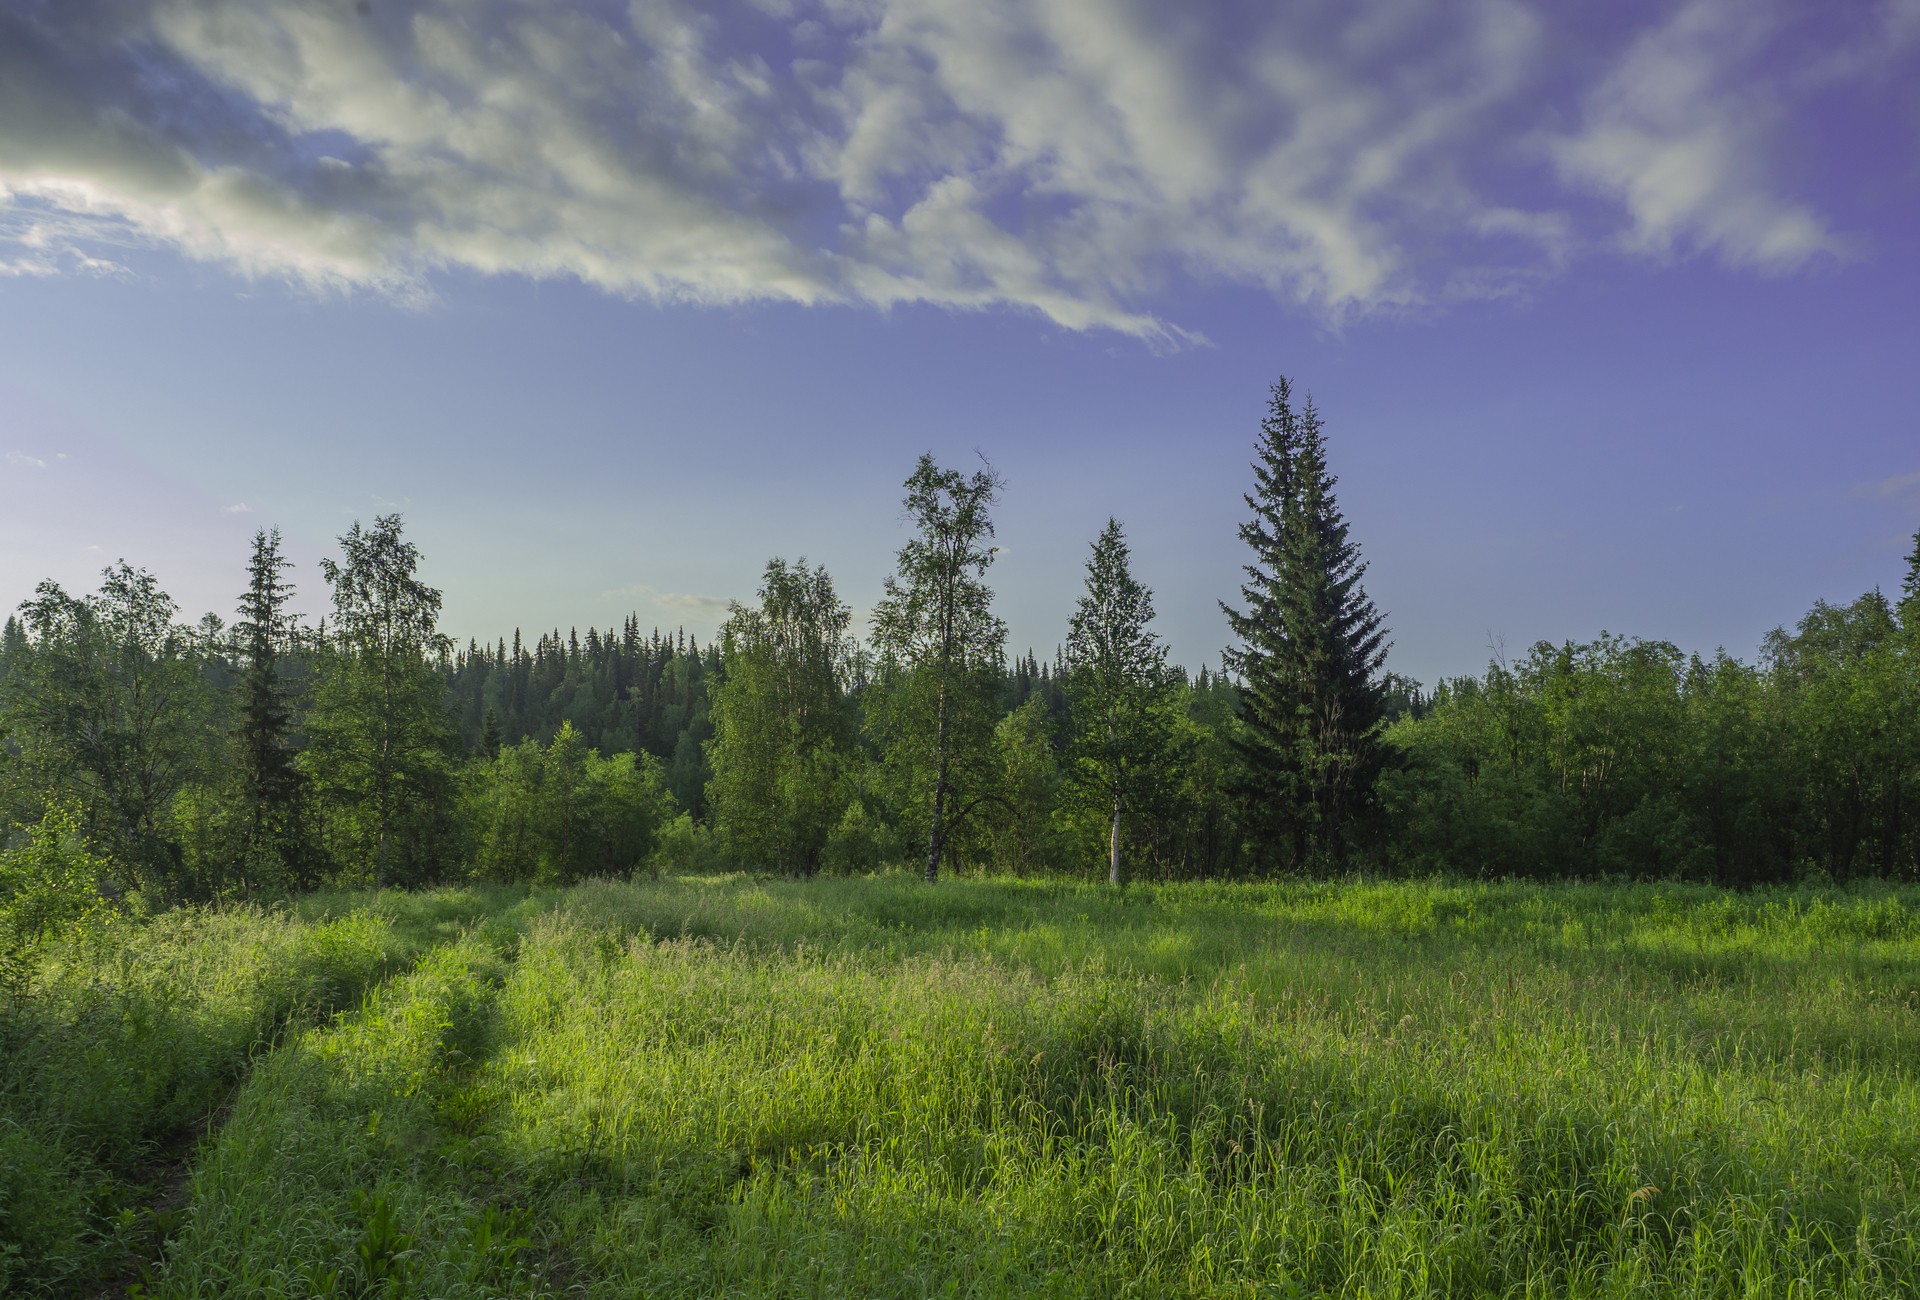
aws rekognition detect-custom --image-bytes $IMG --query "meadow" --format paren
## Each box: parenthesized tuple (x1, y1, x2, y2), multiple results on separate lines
(6, 873, 1920, 1298)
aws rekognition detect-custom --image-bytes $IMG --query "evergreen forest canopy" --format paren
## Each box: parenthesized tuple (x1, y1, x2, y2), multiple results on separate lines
(3, 376, 1918, 920)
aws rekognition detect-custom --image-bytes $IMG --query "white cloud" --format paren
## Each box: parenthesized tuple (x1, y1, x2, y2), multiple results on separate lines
(821, 0, 1560, 323)
(1549, 0, 1839, 270)
(0, 0, 1875, 337)
(223, 502, 252, 513)
(601, 583, 736, 615)
(655, 591, 736, 614)
(7, 451, 48, 469)
(0, 255, 56, 278)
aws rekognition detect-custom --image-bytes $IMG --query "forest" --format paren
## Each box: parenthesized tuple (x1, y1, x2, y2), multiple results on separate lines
(4, 380, 1920, 1297)
(2, 382, 1915, 914)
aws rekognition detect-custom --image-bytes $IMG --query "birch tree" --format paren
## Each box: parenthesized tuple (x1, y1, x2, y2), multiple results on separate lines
(870, 454, 1005, 882)
(305, 515, 455, 887)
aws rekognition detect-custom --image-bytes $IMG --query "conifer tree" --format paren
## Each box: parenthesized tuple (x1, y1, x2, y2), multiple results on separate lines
(233, 529, 311, 891)
(1222, 379, 1389, 867)
(1900, 528, 1920, 628)
(0, 615, 24, 687)
(1065, 519, 1176, 885)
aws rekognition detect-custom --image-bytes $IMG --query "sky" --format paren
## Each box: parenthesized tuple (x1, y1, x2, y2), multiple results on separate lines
(2, 0, 1918, 688)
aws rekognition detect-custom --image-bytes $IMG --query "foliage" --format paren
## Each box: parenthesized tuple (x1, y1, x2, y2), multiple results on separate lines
(4, 446, 1917, 903)
(978, 696, 1070, 876)
(1766, 590, 1919, 878)
(443, 622, 717, 816)
(0, 805, 113, 997)
(1064, 519, 1180, 884)
(1381, 602, 1920, 881)
(870, 453, 1008, 880)
(464, 723, 675, 884)
(230, 527, 317, 894)
(648, 811, 723, 875)
(0, 563, 216, 895)
(1223, 379, 1388, 869)
(706, 559, 861, 874)
(305, 515, 459, 887)
(820, 799, 892, 875)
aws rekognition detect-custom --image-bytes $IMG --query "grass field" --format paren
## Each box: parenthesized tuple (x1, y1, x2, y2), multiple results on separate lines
(6, 873, 1920, 1297)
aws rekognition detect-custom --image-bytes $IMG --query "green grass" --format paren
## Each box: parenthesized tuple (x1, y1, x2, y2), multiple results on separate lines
(0, 884, 548, 1296)
(10, 874, 1920, 1296)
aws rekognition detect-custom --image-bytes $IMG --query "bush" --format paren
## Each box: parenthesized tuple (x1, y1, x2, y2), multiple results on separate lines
(648, 812, 722, 875)
(465, 724, 678, 883)
(822, 801, 890, 875)
(0, 806, 114, 997)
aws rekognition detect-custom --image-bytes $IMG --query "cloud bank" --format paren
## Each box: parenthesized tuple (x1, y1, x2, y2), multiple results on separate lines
(0, 0, 1903, 338)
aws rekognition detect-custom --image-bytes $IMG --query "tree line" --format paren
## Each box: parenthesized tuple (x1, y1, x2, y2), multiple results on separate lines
(3, 376, 1918, 911)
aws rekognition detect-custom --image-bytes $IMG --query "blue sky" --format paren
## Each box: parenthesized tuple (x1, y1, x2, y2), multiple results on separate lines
(2, 0, 1918, 687)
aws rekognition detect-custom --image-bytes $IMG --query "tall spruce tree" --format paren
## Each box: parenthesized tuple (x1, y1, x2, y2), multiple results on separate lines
(1065, 519, 1175, 886)
(232, 529, 310, 891)
(1222, 379, 1389, 867)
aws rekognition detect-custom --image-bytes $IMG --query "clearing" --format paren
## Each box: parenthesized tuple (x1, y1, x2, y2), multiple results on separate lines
(5, 874, 1919, 1297)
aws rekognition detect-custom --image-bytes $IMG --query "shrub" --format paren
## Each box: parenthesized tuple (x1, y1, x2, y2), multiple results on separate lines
(0, 806, 114, 997)
(822, 801, 890, 875)
(465, 724, 678, 883)
(648, 812, 722, 875)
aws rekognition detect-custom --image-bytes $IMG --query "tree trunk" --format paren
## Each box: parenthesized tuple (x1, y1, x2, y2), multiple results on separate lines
(1109, 795, 1121, 886)
(925, 678, 950, 882)
(925, 764, 948, 882)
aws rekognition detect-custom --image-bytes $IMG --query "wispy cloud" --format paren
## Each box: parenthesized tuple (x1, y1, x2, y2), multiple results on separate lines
(7, 451, 48, 469)
(222, 502, 252, 514)
(0, 1, 1885, 337)
(601, 583, 735, 615)
(1857, 470, 1920, 500)
(654, 591, 735, 614)
(1549, 0, 1840, 270)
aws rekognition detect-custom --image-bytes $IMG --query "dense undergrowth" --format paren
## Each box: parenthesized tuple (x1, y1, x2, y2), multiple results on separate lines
(6, 873, 1920, 1297)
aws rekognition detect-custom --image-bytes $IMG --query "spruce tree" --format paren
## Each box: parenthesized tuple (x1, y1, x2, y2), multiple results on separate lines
(0, 615, 24, 688)
(1900, 528, 1920, 628)
(1065, 518, 1175, 886)
(233, 529, 309, 891)
(1222, 379, 1389, 867)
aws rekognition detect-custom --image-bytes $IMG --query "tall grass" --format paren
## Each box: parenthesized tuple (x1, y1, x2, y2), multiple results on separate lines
(156, 924, 548, 1298)
(0, 885, 544, 1296)
(145, 873, 1920, 1298)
